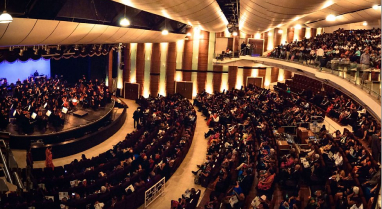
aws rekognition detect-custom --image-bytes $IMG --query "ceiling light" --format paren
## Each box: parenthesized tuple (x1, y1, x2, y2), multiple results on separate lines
(293, 17, 299, 21)
(74, 45, 79, 50)
(294, 24, 302, 29)
(186, 32, 191, 36)
(120, 18, 130, 27)
(0, 0, 12, 23)
(162, 29, 169, 35)
(277, 24, 283, 28)
(278, 30, 283, 34)
(255, 33, 261, 39)
(268, 31, 272, 36)
(232, 31, 238, 36)
(372, 5, 380, 10)
(326, 14, 336, 21)
(120, 6, 130, 27)
(363, 21, 367, 26)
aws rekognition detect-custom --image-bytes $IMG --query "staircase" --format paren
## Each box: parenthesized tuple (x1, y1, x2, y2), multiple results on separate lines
(0, 139, 24, 192)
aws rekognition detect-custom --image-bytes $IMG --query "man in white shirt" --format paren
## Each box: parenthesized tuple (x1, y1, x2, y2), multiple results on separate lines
(316, 46, 325, 71)
(333, 151, 343, 167)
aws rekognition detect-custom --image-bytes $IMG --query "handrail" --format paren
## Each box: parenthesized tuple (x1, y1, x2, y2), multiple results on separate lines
(13, 171, 24, 190)
(0, 145, 12, 184)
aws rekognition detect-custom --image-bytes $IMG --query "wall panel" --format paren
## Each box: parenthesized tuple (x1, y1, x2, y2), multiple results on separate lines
(166, 42, 177, 95)
(136, 43, 145, 96)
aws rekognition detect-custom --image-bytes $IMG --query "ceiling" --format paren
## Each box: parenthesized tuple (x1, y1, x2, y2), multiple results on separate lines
(0, 18, 185, 46)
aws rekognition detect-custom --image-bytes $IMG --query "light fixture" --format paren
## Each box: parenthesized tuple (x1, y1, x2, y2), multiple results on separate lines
(326, 14, 336, 21)
(0, 0, 12, 23)
(363, 21, 368, 26)
(293, 17, 299, 21)
(19, 47, 25, 56)
(186, 32, 191, 36)
(277, 24, 283, 27)
(268, 31, 272, 36)
(162, 29, 169, 35)
(232, 31, 238, 36)
(34, 46, 39, 55)
(372, 5, 380, 10)
(294, 24, 302, 29)
(255, 33, 261, 39)
(74, 45, 79, 51)
(278, 29, 283, 34)
(120, 6, 130, 27)
(57, 45, 61, 50)
(162, 19, 168, 35)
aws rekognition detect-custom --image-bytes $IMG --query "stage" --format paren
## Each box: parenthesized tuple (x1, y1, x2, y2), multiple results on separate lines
(2, 99, 127, 160)
(6, 102, 115, 138)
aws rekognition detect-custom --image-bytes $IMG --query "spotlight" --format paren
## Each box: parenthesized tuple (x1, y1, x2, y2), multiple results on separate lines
(232, 31, 238, 36)
(294, 24, 302, 29)
(46, 48, 50, 55)
(372, 5, 380, 10)
(162, 29, 169, 35)
(74, 45, 79, 51)
(98, 44, 103, 51)
(120, 18, 130, 27)
(8, 46, 13, 51)
(363, 21, 367, 26)
(81, 46, 86, 53)
(278, 30, 283, 34)
(0, 0, 12, 24)
(19, 47, 25, 56)
(326, 14, 336, 21)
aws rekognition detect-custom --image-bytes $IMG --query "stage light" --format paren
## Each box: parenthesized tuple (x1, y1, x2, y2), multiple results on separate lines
(98, 44, 102, 51)
(19, 47, 25, 56)
(372, 5, 380, 10)
(74, 45, 79, 51)
(57, 45, 61, 51)
(294, 24, 302, 29)
(278, 29, 283, 34)
(232, 31, 238, 36)
(363, 21, 368, 26)
(326, 14, 336, 21)
(162, 29, 169, 35)
(0, 0, 12, 23)
(120, 18, 130, 27)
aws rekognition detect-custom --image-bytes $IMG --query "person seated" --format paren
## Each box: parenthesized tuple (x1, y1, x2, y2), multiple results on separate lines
(257, 170, 275, 193)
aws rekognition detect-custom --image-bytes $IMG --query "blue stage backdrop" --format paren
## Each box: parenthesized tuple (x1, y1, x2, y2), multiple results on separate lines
(0, 59, 50, 84)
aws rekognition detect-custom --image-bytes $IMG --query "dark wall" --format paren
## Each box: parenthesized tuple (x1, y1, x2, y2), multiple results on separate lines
(50, 55, 108, 84)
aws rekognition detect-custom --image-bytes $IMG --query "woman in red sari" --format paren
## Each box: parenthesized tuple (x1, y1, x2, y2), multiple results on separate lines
(45, 146, 54, 170)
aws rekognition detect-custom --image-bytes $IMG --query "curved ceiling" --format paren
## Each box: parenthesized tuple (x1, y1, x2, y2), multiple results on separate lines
(0, 18, 185, 47)
(112, 0, 228, 31)
(240, 0, 381, 34)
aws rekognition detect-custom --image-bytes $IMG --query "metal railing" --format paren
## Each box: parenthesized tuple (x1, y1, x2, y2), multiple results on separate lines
(0, 140, 12, 184)
(267, 55, 381, 101)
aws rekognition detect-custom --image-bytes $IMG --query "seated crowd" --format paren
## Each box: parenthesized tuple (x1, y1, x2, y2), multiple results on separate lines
(1, 94, 196, 209)
(191, 82, 380, 209)
(0, 75, 111, 133)
(270, 28, 381, 70)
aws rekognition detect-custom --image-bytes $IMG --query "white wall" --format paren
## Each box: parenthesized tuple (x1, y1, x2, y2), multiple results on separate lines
(323, 21, 380, 33)
(215, 37, 228, 55)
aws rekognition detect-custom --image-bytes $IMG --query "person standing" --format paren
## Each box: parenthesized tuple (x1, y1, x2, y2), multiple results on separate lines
(241, 42, 246, 55)
(316, 45, 325, 71)
(45, 146, 54, 170)
(133, 108, 140, 128)
(360, 50, 370, 84)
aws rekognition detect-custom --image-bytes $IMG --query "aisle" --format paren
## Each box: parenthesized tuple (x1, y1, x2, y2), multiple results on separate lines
(12, 99, 138, 168)
(146, 108, 209, 209)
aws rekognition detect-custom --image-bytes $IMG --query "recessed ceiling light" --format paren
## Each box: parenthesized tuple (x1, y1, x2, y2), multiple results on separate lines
(326, 14, 336, 21)
(363, 21, 368, 26)
(294, 24, 302, 29)
(372, 5, 380, 10)
(162, 29, 169, 35)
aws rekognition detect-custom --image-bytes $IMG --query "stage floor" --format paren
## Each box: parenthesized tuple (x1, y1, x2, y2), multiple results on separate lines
(6, 102, 114, 136)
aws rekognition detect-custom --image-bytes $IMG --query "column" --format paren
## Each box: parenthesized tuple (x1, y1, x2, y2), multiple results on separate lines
(150, 43, 160, 97)
(274, 28, 282, 47)
(136, 43, 145, 96)
(287, 28, 294, 43)
(166, 42, 177, 95)
(144, 43, 152, 97)
(205, 32, 215, 94)
(108, 49, 113, 92)
(182, 28, 193, 81)
(270, 67, 279, 83)
(130, 43, 137, 83)
(159, 43, 168, 96)
(228, 66, 238, 90)
(123, 43, 131, 85)
(212, 65, 222, 93)
(221, 66, 229, 92)
(197, 30, 209, 93)
(243, 67, 251, 87)
(263, 32, 268, 52)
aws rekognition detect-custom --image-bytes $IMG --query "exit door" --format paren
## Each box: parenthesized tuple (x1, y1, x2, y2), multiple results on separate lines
(175, 81, 193, 99)
(247, 77, 263, 88)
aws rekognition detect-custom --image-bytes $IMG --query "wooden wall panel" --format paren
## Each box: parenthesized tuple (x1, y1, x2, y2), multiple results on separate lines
(150, 43, 160, 97)
(270, 67, 279, 83)
(123, 43, 131, 85)
(228, 66, 238, 90)
(108, 50, 113, 92)
(197, 30, 209, 93)
(243, 68, 251, 87)
(284, 70, 292, 80)
(311, 28, 317, 39)
(182, 28, 193, 81)
(258, 69, 266, 87)
(216, 32, 225, 38)
(263, 33, 268, 52)
(136, 43, 145, 96)
(299, 28, 306, 41)
(234, 31, 240, 54)
(213, 65, 222, 93)
(274, 28, 282, 47)
(287, 28, 294, 43)
(166, 42, 176, 95)
(227, 38, 233, 51)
